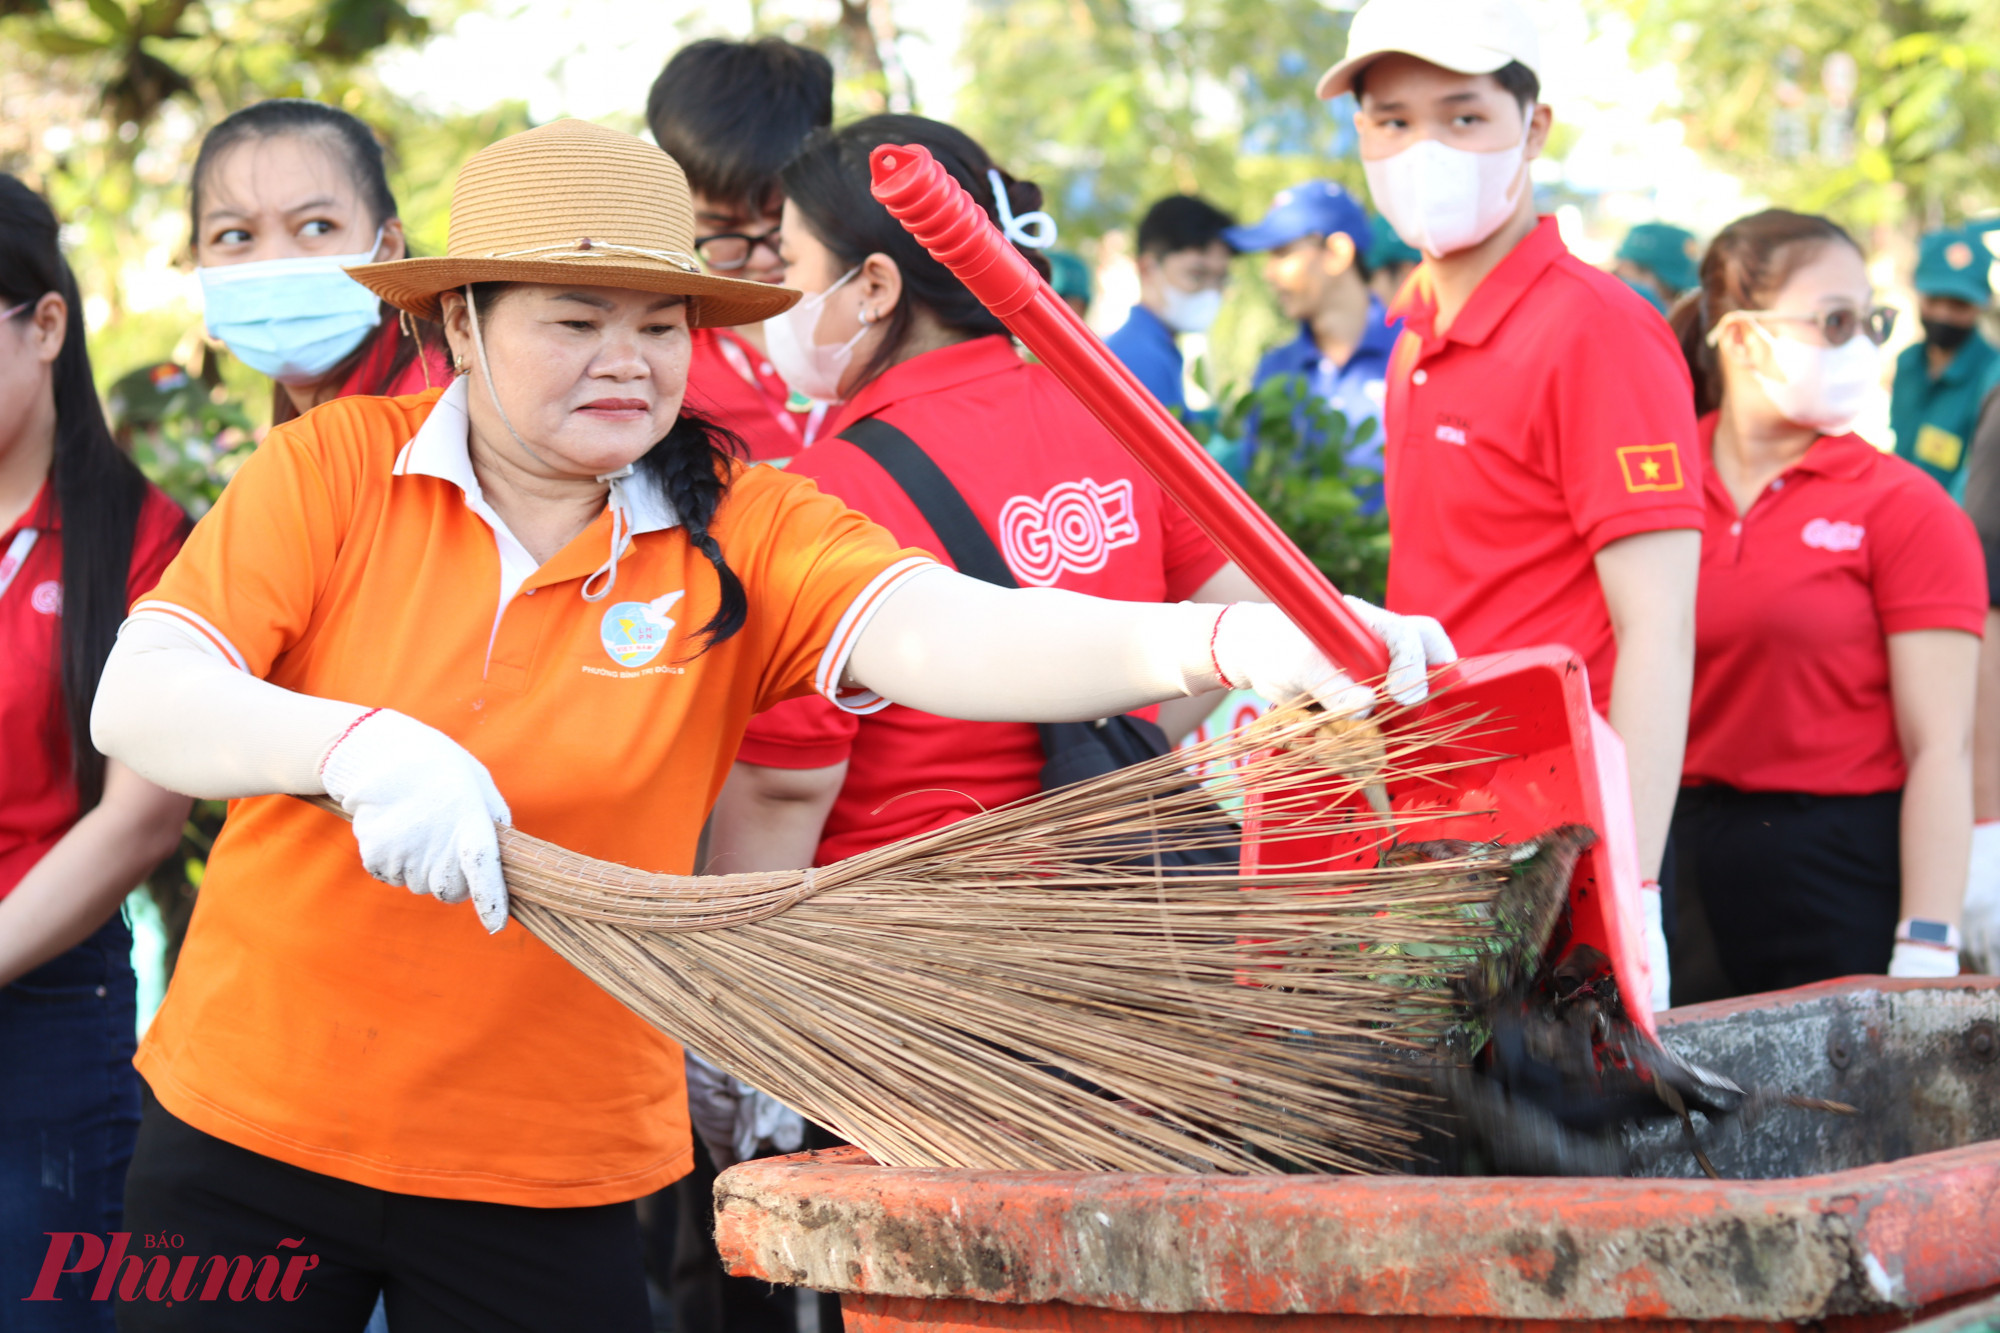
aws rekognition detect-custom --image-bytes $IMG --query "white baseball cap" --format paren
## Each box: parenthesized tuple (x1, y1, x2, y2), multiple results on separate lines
(1316, 0, 1542, 101)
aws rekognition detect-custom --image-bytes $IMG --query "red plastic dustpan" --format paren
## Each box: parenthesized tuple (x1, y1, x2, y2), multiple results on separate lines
(867, 144, 1655, 1038)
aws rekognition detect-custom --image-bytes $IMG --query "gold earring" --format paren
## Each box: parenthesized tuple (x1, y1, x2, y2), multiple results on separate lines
(453, 354, 469, 374)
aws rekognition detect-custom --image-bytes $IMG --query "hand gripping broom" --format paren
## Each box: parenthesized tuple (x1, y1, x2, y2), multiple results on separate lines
(865, 143, 1658, 1041)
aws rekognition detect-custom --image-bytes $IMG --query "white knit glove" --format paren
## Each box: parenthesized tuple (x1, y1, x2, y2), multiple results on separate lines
(320, 709, 512, 933)
(1209, 599, 1455, 716)
(1888, 941, 1961, 979)
(1962, 821, 2000, 975)
(1640, 883, 1671, 1012)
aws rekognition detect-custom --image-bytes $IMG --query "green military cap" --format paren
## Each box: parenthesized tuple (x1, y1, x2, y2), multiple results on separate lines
(1045, 250, 1093, 306)
(1915, 227, 1993, 305)
(1616, 222, 1701, 296)
(1365, 212, 1420, 272)
(107, 361, 202, 429)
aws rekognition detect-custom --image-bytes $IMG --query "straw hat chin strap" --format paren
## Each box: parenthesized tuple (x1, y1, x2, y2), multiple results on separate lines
(462, 284, 634, 604)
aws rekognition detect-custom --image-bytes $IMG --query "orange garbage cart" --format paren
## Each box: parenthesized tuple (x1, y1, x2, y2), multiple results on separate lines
(716, 977, 2000, 1332)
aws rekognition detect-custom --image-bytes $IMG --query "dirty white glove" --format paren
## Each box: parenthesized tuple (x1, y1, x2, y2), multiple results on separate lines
(1342, 595, 1459, 706)
(735, 1088, 806, 1166)
(1211, 599, 1455, 716)
(1962, 821, 2000, 975)
(684, 1053, 743, 1169)
(320, 709, 512, 933)
(684, 1053, 807, 1171)
(1640, 883, 1671, 1012)
(1888, 941, 1961, 979)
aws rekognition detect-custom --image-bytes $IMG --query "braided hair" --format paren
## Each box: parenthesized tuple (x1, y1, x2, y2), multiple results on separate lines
(638, 413, 747, 652)
(465, 284, 746, 652)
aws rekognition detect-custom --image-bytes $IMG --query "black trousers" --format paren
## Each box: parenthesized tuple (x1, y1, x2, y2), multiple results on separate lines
(116, 1086, 650, 1332)
(1670, 785, 1901, 998)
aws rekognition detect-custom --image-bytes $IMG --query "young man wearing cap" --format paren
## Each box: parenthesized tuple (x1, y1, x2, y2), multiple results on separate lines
(1322, 0, 1703, 1005)
(1227, 180, 1400, 476)
(1613, 221, 1700, 316)
(1891, 227, 1996, 497)
(1104, 194, 1238, 415)
(648, 37, 833, 465)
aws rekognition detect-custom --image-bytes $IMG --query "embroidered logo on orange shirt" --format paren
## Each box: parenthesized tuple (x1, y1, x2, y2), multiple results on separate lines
(1616, 443, 1685, 493)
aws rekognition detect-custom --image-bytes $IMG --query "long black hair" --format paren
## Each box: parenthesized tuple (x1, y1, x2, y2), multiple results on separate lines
(779, 114, 1052, 393)
(464, 285, 746, 652)
(1, 175, 157, 811)
(191, 99, 439, 422)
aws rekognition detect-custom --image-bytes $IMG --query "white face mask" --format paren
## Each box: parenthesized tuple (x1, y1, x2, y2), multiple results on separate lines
(763, 266, 867, 403)
(1747, 321, 1879, 432)
(1363, 127, 1530, 258)
(1159, 283, 1223, 335)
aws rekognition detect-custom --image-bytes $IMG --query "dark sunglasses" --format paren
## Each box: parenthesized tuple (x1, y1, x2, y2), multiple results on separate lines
(694, 226, 782, 273)
(1741, 305, 1899, 347)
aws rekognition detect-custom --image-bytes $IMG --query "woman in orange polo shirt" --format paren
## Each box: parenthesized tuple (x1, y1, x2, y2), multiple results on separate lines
(0, 176, 190, 1324)
(1668, 209, 1983, 997)
(190, 100, 450, 423)
(90, 121, 1441, 1331)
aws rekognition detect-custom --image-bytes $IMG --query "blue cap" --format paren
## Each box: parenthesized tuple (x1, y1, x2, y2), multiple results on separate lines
(1222, 180, 1370, 254)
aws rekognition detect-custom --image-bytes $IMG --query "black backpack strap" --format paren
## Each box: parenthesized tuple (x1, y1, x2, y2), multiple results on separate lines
(838, 417, 1019, 590)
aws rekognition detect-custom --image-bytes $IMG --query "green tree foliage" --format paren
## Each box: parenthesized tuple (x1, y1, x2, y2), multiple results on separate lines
(1186, 374, 1390, 603)
(1, 0, 518, 407)
(952, 0, 1367, 388)
(1617, 0, 2000, 229)
(954, 0, 1359, 234)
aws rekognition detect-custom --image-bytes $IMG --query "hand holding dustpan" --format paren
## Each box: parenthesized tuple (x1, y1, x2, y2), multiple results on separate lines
(866, 143, 1658, 1038)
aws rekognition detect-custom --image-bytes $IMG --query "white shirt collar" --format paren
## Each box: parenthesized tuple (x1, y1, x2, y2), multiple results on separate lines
(392, 377, 681, 535)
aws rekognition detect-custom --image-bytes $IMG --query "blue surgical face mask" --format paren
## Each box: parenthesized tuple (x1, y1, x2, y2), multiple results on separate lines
(197, 231, 385, 384)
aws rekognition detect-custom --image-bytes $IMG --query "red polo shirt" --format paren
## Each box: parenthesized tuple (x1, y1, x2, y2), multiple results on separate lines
(1383, 217, 1703, 714)
(732, 335, 1227, 867)
(1, 478, 188, 898)
(1684, 419, 1985, 795)
(684, 326, 818, 465)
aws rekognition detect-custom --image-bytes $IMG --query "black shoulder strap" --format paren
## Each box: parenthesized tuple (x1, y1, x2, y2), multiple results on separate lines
(838, 417, 1019, 590)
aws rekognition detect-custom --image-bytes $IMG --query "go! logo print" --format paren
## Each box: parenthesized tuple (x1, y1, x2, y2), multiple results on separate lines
(998, 477, 1141, 586)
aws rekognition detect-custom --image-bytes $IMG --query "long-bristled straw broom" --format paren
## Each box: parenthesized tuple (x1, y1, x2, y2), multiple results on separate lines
(322, 702, 1551, 1176)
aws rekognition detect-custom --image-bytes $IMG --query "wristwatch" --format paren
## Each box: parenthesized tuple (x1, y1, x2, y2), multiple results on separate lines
(1895, 918, 1962, 951)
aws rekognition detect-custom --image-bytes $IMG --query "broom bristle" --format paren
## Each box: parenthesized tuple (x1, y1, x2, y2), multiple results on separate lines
(505, 702, 1525, 1174)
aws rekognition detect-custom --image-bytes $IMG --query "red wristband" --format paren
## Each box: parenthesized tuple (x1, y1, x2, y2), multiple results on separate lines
(319, 707, 383, 776)
(1639, 879, 1661, 892)
(1209, 605, 1238, 690)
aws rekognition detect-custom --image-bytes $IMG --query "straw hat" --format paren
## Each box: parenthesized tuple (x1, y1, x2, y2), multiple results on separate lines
(348, 119, 800, 328)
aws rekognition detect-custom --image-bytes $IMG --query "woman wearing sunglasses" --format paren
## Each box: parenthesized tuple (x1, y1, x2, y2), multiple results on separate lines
(1667, 209, 1983, 996)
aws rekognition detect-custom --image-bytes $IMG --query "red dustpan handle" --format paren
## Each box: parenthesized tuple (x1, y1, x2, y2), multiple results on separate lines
(867, 144, 1391, 684)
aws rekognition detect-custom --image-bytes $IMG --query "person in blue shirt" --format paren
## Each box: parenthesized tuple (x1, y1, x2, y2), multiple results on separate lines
(1892, 226, 1998, 497)
(1225, 180, 1399, 475)
(1103, 195, 1236, 414)
(1612, 221, 1700, 317)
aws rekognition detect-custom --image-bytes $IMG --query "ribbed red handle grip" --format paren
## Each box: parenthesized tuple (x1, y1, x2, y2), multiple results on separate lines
(868, 143, 1391, 682)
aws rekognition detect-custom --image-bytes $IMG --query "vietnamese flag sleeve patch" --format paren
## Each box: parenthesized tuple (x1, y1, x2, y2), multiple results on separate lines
(1617, 443, 1685, 493)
